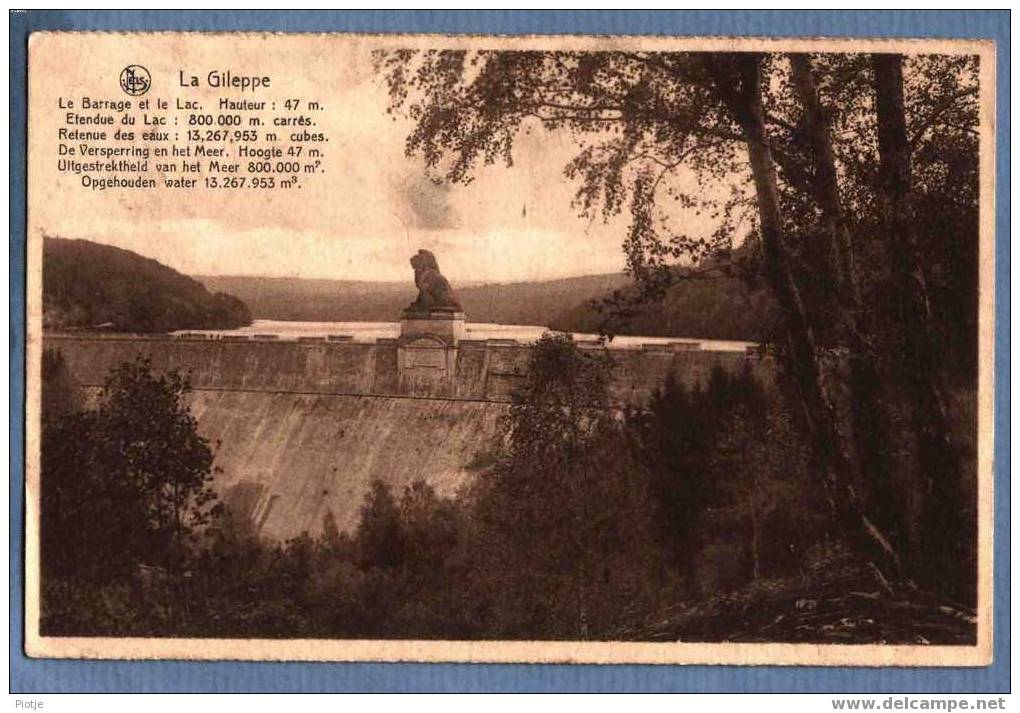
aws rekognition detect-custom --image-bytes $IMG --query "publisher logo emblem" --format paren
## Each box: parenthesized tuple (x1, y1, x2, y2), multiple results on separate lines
(119, 65, 151, 96)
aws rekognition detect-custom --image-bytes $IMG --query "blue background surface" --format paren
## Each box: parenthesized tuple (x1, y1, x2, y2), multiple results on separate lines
(9, 10, 1010, 693)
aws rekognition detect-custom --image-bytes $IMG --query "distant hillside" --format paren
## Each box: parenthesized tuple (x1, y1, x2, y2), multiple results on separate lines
(200, 271, 775, 341)
(549, 274, 780, 342)
(199, 273, 631, 326)
(44, 238, 252, 333)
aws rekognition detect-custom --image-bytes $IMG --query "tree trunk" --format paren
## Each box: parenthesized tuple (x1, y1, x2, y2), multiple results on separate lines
(748, 449, 761, 583)
(788, 54, 859, 302)
(702, 53, 899, 575)
(788, 54, 904, 551)
(872, 53, 962, 587)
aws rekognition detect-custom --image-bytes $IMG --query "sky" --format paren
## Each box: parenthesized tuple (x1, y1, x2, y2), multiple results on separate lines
(31, 34, 637, 284)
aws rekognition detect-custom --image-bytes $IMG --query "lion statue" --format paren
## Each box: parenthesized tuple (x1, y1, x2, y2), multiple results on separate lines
(407, 249, 462, 312)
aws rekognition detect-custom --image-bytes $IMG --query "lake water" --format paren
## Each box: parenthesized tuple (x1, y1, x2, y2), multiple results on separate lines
(174, 319, 754, 353)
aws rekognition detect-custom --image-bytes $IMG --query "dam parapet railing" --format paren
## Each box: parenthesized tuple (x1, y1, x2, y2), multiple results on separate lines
(42, 330, 773, 407)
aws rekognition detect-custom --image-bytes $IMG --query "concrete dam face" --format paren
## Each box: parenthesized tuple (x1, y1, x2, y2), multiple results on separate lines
(44, 327, 770, 540)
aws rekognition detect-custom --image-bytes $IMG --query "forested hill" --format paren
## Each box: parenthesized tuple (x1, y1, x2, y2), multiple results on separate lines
(199, 273, 631, 327)
(39, 236, 774, 340)
(549, 274, 780, 342)
(43, 238, 252, 333)
(201, 271, 776, 341)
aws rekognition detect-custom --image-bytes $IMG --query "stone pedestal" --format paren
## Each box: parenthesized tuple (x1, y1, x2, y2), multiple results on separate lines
(397, 310, 466, 385)
(400, 310, 466, 345)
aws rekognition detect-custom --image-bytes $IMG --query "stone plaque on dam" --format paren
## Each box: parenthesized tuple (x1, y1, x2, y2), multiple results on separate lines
(398, 334, 459, 390)
(402, 339, 449, 370)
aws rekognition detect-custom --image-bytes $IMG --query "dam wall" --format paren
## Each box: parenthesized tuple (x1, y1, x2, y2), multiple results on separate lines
(45, 333, 772, 538)
(44, 333, 768, 407)
(184, 390, 507, 541)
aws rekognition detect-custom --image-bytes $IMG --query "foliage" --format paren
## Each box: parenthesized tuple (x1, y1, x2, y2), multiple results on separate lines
(43, 237, 251, 333)
(374, 49, 977, 370)
(550, 265, 780, 342)
(356, 479, 406, 569)
(709, 400, 821, 583)
(374, 50, 747, 294)
(633, 366, 765, 567)
(375, 48, 980, 594)
(460, 333, 664, 638)
(40, 348, 80, 423)
(40, 355, 221, 633)
(629, 364, 825, 596)
(39, 343, 855, 641)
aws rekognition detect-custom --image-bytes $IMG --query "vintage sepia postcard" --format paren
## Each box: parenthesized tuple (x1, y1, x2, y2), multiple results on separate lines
(23, 30, 996, 666)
